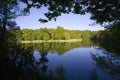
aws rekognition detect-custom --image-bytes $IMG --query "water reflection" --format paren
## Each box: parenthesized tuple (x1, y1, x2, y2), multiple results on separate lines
(0, 44, 35, 80)
(32, 43, 96, 80)
(0, 41, 120, 80)
(91, 48, 120, 80)
(89, 68, 98, 80)
(23, 42, 94, 55)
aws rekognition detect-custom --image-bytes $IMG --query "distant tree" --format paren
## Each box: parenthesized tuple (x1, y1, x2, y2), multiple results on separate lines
(11, 29, 23, 41)
(55, 26, 65, 40)
(56, 26, 64, 30)
(70, 30, 81, 39)
(22, 29, 33, 40)
(19, 27, 97, 41)
(63, 32, 70, 40)
(42, 33, 50, 40)
(40, 28, 51, 40)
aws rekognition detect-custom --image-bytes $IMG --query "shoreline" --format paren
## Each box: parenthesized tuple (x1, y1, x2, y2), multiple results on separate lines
(20, 39, 82, 43)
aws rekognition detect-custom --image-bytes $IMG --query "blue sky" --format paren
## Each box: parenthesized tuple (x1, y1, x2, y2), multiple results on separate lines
(16, 7, 104, 31)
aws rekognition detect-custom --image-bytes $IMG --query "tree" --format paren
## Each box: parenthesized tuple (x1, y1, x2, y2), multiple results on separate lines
(22, 29, 33, 40)
(1, 0, 119, 29)
(0, 0, 24, 44)
(0, 0, 23, 30)
(11, 29, 23, 41)
(42, 33, 50, 40)
(18, 0, 120, 26)
(86, 0, 120, 24)
(63, 32, 70, 40)
(94, 22, 120, 54)
(55, 26, 65, 40)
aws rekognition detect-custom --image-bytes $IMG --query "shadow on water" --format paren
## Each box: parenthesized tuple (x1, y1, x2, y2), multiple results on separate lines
(1, 28, 120, 80)
(0, 31, 96, 80)
(91, 49, 120, 80)
(23, 40, 95, 55)
(90, 23, 120, 80)
(0, 30, 67, 80)
(0, 44, 67, 80)
(90, 24, 120, 80)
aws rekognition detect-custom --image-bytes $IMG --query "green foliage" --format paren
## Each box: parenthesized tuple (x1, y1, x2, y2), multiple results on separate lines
(86, 0, 120, 24)
(70, 30, 81, 39)
(1, 0, 119, 32)
(42, 33, 50, 40)
(18, 0, 120, 25)
(11, 29, 23, 41)
(23, 41, 95, 55)
(80, 30, 91, 40)
(92, 22, 120, 54)
(63, 32, 70, 40)
(1, 1, 120, 80)
(19, 26, 95, 41)
(0, 27, 68, 80)
(0, 0, 23, 30)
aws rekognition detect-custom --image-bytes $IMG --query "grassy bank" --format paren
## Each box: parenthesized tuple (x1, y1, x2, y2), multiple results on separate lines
(20, 39, 82, 43)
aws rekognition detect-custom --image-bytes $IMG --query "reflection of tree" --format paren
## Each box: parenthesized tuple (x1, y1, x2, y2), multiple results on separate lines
(56, 66, 66, 80)
(0, 45, 67, 80)
(0, 41, 35, 80)
(24, 41, 94, 55)
(39, 49, 49, 79)
(0, 29, 67, 80)
(90, 23, 120, 80)
(89, 68, 98, 80)
(91, 48, 120, 80)
(35, 50, 67, 80)
(92, 22, 120, 55)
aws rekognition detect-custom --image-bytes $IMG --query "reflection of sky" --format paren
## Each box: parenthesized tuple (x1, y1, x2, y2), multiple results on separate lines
(33, 50, 41, 62)
(33, 47, 112, 80)
(16, 7, 104, 31)
(47, 47, 94, 80)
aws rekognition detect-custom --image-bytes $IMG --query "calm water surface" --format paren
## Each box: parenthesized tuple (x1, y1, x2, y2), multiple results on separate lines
(1, 42, 120, 80)
(25, 42, 120, 80)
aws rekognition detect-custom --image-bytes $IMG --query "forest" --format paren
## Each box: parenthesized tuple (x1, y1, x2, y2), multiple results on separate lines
(0, 0, 120, 80)
(12, 26, 97, 41)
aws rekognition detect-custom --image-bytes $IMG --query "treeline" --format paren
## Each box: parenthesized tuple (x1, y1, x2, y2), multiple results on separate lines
(91, 22, 120, 54)
(13, 26, 97, 41)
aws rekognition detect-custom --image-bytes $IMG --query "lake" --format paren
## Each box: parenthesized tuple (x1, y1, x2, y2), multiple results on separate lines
(23, 42, 120, 80)
(1, 42, 120, 80)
